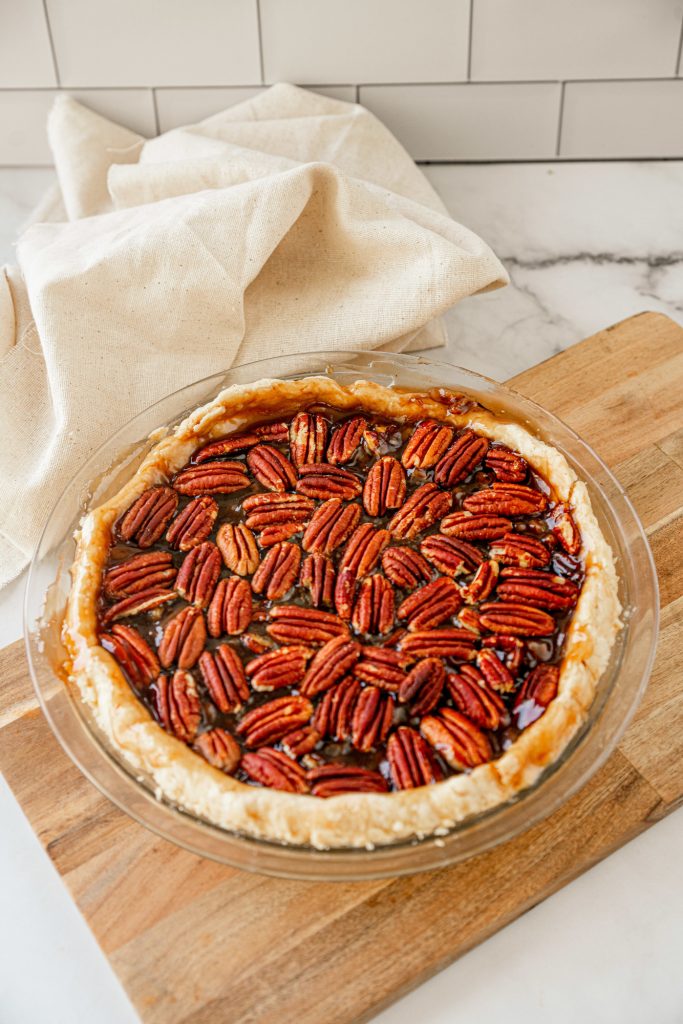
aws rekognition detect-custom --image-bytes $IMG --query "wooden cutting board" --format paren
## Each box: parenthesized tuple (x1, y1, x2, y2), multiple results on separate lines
(1, 311, 682, 1024)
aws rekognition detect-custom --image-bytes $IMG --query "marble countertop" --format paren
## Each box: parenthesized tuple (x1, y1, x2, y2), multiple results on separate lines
(1, 160, 682, 1024)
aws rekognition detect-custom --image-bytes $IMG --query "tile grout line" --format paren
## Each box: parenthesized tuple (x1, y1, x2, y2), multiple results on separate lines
(151, 89, 160, 136)
(41, 0, 61, 88)
(1, 76, 683, 94)
(255, 0, 265, 85)
(676, 14, 683, 76)
(467, 0, 474, 80)
(555, 81, 566, 157)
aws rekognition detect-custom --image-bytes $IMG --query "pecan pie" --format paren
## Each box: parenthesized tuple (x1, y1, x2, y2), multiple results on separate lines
(65, 377, 621, 849)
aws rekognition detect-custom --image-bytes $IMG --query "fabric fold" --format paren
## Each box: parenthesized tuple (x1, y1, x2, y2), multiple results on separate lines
(0, 84, 507, 587)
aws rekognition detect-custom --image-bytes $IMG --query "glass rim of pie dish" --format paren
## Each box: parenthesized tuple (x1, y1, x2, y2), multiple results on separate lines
(24, 349, 658, 881)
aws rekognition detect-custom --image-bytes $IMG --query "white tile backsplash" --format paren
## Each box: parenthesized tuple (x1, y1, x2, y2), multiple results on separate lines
(561, 80, 683, 158)
(470, 0, 683, 81)
(45, 0, 261, 86)
(360, 83, 561, 161)
(0, 91, 55, 164)
(0, 89, 156, 164)
(0, 0, 57, 88)
(156, 88, 265, 132)
(1, 0, 683, 162)
(260, 0, 470, 85)
(155, 85, 356, 132)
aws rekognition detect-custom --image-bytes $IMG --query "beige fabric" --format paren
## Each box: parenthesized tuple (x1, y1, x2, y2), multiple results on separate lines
(0, 83, 507, 587)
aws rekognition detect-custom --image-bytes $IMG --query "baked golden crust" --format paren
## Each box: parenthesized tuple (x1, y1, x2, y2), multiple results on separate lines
(64, 377, 621, 849)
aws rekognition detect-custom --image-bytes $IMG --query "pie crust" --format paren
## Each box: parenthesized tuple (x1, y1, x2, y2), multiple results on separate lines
(64, 377, 621, 850)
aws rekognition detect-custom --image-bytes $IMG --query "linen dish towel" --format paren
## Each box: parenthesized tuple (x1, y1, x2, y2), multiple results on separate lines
(0, 83, 507, 587)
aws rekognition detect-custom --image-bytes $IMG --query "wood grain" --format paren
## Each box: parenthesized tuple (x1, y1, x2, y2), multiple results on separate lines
(1, 312, 681, 1024)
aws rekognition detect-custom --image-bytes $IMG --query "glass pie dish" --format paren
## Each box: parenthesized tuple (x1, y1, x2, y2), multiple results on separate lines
(24, 351, 658, 880)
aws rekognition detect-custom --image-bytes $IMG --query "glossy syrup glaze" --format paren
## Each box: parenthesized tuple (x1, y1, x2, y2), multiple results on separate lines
(97, 404, 585, 796)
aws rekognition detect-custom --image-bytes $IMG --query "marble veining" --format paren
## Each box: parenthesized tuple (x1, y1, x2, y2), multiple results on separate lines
(422, 162, 683, 379)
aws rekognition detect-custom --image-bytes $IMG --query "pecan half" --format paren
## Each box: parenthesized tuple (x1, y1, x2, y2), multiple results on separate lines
(246, 445, 297, 492)
(397, 577, 462, 630)
(158, 605, 207, 669)
(398, 628, 476, 661)
(476, 648, 516, 693)
(402, 419, 454, 469)
(313, 676, 362, 740)
(192, 433, 260, 463)
(281, 726, 320, 758)
(241, 748, 309, 793)
(485, 445, 528, 483)
(551, 503, 582, 555)
(327, 415, 367, 464)
(165, 496, 218, 551)
(100, 624, 160, 688)
(434, 429, 489, 486)
(381, 546, 432, 589)
(237, 694, 313, 748)
(352, 647, 408, 691)
(399, 657, 445, 716)
(460, 560, 499, 604)
(255, 421, 290, 444)
(420, 534, 483, 577)
(480, 634, 526, 676)
(245, 645, 312, 691)
(514, 664, 560, 727)
(174, 461, 250, 495)
(103, 551, 176, 600)
(241, 632, 273, 655)
(302, 498, 361, 555)
(251, 541, 301, 601)
(446, 664, 508, 730)
(387, 726, 443, 789)
(420, 708, 492, 770)
(363, 455, 407, 517)
(290, 412, 329, 469)
(333, 566, 357, 621)
(307, 764, 389, 797)
(440, 509, 511, 541)
(489, 532, 550, 569)
(101, 587, 177, 624)
(257, 523, 302, 547)
(267, 605, 349, 645)
(207, 576, 253, 636)
(300, 635, 361, 697)
(296, 463, 362, 501)
(463, 482, 547, 517)
(388, 483, 452, 540)
(351, 575, 395, 636)
(194, 728, 241, 773)
(338, 523, 390, 576)
(242, 493, 315, 531)
(198, 644, 250, 712)
(457, 607, 482, 634)
(351, 686, 394, 752)
(216, 522, 260, 576)
(478, 601, 555, 636)
(175, 541, 222, 608)
(497, 567, 579, 610)
(117, 486, 179, 547)
(300, 553, 336, 607)
(154, 670, 201, 742)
